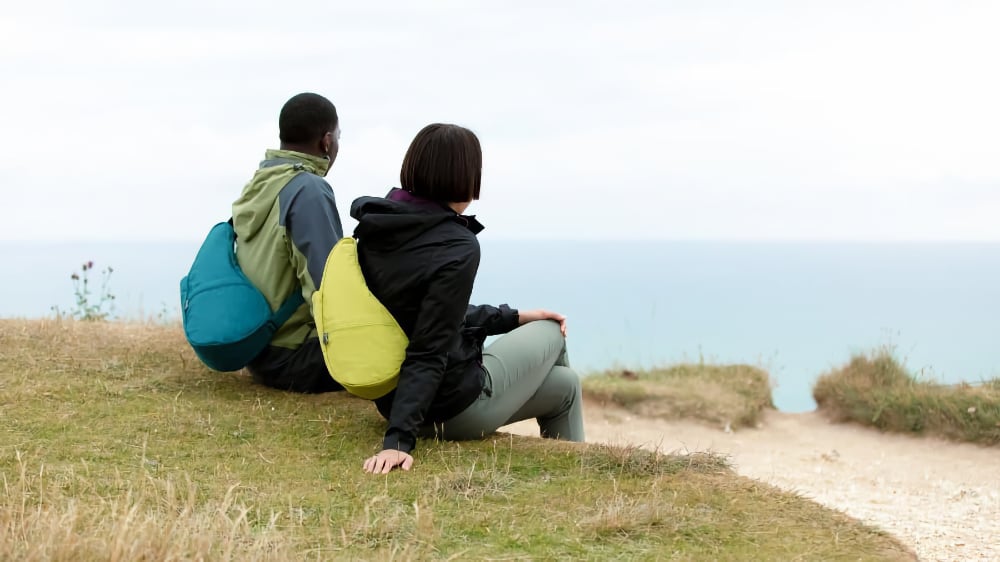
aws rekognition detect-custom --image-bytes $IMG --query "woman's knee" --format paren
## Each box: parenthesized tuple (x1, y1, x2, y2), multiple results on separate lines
(545, 366, 581, 401)
(520, 319, 566, 355)
(533, 318, 563, 338)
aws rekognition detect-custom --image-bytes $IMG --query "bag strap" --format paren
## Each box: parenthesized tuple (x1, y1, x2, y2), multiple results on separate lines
(270, 289, 305, 327)
(236, 167, 315, 327)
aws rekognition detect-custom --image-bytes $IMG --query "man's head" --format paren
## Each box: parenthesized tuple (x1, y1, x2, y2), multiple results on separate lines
(279, 93, 340, 168)
(400, 123, 482, 207)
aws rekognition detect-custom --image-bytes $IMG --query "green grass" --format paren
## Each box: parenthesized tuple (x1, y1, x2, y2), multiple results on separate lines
(813, 350, 1000, 445)
(583, 364, 775, 429)
(0, 319, 912, 560)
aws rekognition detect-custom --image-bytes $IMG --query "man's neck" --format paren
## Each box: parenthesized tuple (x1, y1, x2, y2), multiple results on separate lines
(280, 143, 324, 158)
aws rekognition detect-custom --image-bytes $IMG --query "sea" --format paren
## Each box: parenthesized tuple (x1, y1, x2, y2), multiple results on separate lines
(3, 240, 999, 413)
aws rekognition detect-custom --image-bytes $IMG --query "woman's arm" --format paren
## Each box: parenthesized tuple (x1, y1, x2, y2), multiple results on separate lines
(465, 304, 519, 336)
(464, 305, 568, 337)
(517, 309, 568, 336)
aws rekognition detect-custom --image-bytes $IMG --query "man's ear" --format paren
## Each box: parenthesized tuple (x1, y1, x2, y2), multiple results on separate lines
(319, 133, 330, 155)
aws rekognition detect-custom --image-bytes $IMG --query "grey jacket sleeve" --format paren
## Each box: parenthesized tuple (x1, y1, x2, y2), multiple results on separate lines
(280, 175, 344, 290)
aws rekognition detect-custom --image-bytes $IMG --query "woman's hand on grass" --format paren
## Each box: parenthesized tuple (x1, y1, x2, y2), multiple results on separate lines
(518, 309, 567, 336)
(363, 449, 414, 474)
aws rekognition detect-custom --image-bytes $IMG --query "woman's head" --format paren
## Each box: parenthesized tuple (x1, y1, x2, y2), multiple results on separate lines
(400, 124, 482, 204)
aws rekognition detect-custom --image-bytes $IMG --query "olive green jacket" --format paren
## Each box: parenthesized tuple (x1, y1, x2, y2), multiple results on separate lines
(232, 149, 343, 349)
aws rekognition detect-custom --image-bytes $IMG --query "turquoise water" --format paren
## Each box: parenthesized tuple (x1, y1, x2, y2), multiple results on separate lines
(3, 240, 999, 412)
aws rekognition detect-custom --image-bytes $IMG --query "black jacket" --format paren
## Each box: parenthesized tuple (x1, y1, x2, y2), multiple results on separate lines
(350, 189, 519, 453)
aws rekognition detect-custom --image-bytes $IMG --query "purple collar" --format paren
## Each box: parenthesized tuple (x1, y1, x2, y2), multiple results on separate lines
(386, 188, 485, 234)
(387, 188, 447, 211)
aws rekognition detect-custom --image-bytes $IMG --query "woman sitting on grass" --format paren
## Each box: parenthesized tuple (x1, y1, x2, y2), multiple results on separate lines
(351, 123, 585, 474)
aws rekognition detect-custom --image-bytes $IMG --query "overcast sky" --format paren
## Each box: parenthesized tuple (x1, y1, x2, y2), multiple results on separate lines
(2, 1, 998, 241)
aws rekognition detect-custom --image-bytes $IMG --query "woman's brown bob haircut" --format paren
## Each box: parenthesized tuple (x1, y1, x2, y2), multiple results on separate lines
(400, 124, 482, 203)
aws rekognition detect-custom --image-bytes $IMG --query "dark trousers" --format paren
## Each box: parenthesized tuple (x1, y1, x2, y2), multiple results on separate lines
(247, 338, 345, 393)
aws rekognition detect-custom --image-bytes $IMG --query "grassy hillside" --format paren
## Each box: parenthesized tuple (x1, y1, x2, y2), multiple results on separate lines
(583, 364, 774, 430)
(0, 320, 912, 560)
(813, 350, 1000, 445)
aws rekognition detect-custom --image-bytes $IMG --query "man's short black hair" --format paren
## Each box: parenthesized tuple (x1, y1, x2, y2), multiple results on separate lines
(278, 93, 338, 145)
(400, 124, 482, 203)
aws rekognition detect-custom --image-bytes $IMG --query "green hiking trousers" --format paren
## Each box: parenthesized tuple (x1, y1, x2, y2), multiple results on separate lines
(437, 319, 585, 442)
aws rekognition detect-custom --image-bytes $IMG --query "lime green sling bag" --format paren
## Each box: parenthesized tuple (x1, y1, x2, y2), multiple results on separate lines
(312, 238, 408, 399)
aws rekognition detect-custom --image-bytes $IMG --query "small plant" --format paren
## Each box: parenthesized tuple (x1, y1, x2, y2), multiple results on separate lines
(66, 260, 116, 321)
(155, 300, 179, 325)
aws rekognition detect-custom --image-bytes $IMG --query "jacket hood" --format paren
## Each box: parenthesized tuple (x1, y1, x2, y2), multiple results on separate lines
(232, 149, 331, 242)
(351, 188, 484, 251)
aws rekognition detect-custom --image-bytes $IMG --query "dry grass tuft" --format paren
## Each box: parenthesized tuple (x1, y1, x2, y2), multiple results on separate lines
(813, 350, 1000, 445)
(583, 363, 774, 429)
(437, 461, 516, 501)
(580, 489, 675, 536)
(581, 444, 729, 478)
(0, 451, 295, 561)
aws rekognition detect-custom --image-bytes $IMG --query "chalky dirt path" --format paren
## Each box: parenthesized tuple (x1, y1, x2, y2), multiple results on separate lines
(503, 402, 1000, 561)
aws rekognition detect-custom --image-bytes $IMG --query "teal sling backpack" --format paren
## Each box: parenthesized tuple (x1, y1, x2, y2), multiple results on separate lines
(180, 221, 304, 372)
(180, 168, 311, 372)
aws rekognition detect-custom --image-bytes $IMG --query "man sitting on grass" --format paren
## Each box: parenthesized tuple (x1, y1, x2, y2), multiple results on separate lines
(232, 92, 346, 393)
